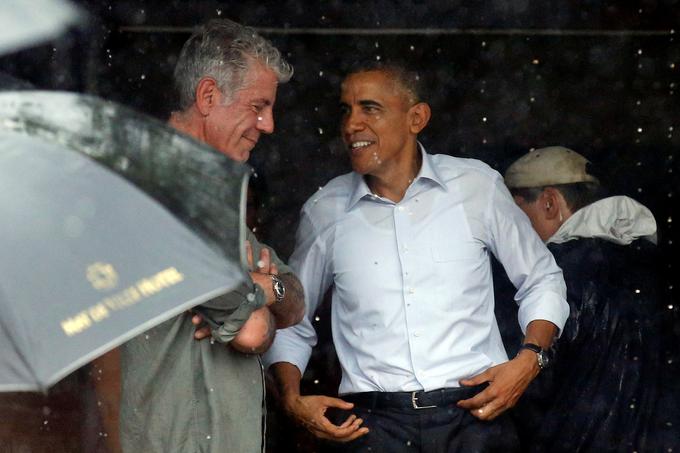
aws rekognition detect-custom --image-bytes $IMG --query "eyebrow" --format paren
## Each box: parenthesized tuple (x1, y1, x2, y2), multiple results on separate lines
(339, 99, 384, 109)
(252, 98, 272, 106)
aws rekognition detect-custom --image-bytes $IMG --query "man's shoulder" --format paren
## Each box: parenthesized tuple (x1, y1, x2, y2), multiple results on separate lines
(301, 172, 355, 212)
(429, 153, 501, 183)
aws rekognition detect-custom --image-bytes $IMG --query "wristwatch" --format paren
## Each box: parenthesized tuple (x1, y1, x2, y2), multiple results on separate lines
(518, 343, 551, 370)
(271, 275, 286, 303)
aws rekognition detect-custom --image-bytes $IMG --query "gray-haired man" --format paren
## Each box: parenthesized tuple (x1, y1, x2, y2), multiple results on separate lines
(119, 19, 304, 453)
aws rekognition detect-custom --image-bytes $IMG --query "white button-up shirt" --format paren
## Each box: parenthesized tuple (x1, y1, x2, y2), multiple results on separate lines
(264, 149, 568, 395)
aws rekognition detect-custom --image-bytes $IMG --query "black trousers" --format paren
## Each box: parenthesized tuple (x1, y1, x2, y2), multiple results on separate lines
(326, 386, 519, 453)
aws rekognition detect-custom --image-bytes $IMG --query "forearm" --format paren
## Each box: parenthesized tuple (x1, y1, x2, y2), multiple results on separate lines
(230, 306, 276, 354)
(522, 319, 558, 349)
(268, 273, 305, 329)
(271, 361, 303, 403)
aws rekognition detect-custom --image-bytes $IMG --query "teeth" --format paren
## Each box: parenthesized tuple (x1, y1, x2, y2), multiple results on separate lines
(351, 141, 373, 149)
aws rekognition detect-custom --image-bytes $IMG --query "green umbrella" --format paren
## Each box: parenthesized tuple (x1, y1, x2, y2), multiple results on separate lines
(0, 91, 249, 391)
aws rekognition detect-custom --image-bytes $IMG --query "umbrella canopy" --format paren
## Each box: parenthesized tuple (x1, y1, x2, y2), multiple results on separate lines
(0, 91, 250, 392)
(0, 0, 83, 55)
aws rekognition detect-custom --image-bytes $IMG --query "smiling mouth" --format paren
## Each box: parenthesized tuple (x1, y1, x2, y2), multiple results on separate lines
(348, 140, 375, 152)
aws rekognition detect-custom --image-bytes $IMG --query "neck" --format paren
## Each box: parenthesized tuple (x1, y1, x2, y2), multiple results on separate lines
(168, 108, 204, 141)
(366, 144, 422, 203)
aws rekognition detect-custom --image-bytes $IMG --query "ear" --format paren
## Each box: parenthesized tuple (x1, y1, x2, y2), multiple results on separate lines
(541, 187, 562, 220)
(195, 77, 220, 116)
(408, 102, 431, 134)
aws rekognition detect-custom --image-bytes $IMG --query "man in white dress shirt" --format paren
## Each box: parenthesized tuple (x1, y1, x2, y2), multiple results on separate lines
(264, 63, 569, 452)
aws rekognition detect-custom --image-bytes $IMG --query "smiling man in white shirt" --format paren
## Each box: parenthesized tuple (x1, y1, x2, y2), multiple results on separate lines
(264, 62, 569, 452)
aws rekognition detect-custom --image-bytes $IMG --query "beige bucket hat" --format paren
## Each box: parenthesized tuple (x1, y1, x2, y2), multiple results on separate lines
(504, 146, 600, 189)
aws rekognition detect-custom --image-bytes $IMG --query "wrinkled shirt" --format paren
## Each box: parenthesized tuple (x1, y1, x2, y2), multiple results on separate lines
(120, 230, 291, 453)
(548, 195, 657, 245)
(264, 149, 569, 394)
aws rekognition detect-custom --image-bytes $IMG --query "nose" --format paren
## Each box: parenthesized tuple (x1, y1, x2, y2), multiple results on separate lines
(342, 108, 364, 136)
(256, 110, 274, 134)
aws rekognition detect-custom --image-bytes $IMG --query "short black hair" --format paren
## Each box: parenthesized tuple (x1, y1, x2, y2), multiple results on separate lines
(345, 60, 424, 105)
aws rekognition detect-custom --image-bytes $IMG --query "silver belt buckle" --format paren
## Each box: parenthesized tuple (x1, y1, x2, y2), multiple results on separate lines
(411, 391, 436, 409)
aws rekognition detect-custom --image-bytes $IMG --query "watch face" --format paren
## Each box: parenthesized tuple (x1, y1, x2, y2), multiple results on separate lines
(272, 277, 285, 301)
(538, 351, 550, 369)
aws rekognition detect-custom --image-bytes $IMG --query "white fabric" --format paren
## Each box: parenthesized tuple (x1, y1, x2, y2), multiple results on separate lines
(548, 196, 657, 245)
(264, 149, 569, 394)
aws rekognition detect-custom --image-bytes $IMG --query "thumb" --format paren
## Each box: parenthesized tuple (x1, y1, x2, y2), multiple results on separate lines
(459, 371, 489, 387)
(323, 396, 355, 410)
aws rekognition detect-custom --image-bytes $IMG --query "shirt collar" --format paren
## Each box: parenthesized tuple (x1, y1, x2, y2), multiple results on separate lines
(346, 142, 447, 211)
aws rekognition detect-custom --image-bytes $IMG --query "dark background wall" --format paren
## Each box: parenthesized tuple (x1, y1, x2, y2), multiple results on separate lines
(1, 1, 678, 450)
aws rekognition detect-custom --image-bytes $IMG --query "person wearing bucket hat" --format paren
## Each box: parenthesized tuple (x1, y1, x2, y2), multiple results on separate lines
(501, 146, 679, 451)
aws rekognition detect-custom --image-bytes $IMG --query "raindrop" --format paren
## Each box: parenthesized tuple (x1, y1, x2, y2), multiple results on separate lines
(145, 334, 149, 340)
(482, 117, 487, 122)
(374, 41, 380, 48)
(246, 293, 256, 302)
(210, 338, 215, 345)
(630, 403, 636, 409)
(635, 289, 641, 293)
(376, 55, 381, 61)
(140, 74, 146, 80)
(209, 388, 214, 392)
(42, 406, 51, 416)
(216, 9, 222, 16)
(206, 435, 212, 440)
(314, 379, 319, 384)
(314, 316, 320, 321)
(637, 49, 643, 55)
(481, 41, 487, 47)
(636, 100, 642, 106)
(668, 217, 673, 223)
(669, 305, 674, 310)
(530, 97, 536, 102)
(319, 70, 324, 77)
(671, 63, 676, 69)
(409, 45, 415, 51)
(43, 420, 49, 425)
(637, 127, 643, 133)
(637, 188, 643, 193)
(318, 128, 324, 135)
(532, 59, 540, 65)
(482, 138, 488, 144)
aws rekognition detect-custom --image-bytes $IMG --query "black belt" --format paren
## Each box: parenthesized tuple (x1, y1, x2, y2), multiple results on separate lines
(342, 385, 486, 410)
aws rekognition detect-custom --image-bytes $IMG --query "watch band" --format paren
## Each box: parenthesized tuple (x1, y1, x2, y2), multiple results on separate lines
(518, 343, 550, 370)
(519, 343, 541, 354)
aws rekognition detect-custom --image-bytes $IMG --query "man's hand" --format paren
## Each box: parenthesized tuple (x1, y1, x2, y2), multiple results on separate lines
(246, 240, 279, 305)
(282, 394, 369, 442)
(192, 240, 278, 340)
(456, 349, 539, 420)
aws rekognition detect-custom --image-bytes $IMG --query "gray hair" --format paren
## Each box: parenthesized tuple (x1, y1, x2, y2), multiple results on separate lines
(174, 19, 293, 110)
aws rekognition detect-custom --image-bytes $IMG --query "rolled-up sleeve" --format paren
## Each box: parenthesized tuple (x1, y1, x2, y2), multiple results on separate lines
(485, 176, 570, 335)
(262, 207, 333, 374)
